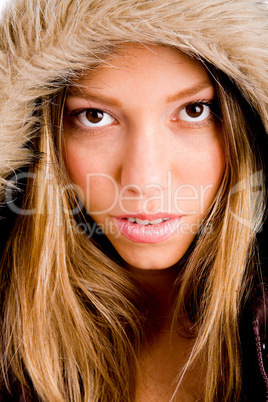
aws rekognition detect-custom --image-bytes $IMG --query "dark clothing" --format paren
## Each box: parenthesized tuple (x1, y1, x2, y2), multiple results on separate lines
(240, 281, 268, 401)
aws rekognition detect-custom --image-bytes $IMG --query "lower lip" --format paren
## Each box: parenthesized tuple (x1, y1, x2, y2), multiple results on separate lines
(114, 217, 182, 243)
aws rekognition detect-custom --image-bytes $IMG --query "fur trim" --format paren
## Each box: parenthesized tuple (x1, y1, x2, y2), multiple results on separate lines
(0, 0, 268, 193)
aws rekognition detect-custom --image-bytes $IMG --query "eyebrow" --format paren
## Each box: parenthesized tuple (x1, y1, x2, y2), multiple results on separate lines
(67, 89, 123, 107)
(166, 81, 213, 103)
(67, 81, 213, 107)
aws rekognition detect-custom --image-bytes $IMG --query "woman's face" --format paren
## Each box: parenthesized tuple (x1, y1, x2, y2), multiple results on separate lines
(63, 45, 225, 270)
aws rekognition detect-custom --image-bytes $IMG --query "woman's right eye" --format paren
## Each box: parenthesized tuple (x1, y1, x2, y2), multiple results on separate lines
(73, 108, 115, 128)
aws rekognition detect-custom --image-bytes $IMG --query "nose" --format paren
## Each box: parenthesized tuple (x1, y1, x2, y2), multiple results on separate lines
(120, 122, 170, 195)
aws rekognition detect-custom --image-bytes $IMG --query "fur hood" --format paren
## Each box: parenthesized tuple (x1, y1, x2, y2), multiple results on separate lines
(0, 0, 268, 195)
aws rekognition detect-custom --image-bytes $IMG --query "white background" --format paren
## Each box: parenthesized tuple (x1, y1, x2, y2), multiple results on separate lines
(0, 0, 10, 16)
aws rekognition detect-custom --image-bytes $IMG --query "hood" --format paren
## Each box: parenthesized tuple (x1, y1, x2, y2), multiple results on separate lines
(0, 0, 268, 195)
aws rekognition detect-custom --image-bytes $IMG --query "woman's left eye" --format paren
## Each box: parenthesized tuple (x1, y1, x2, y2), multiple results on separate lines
(74, 109, 115, 127)
(177, 102, 212, 122)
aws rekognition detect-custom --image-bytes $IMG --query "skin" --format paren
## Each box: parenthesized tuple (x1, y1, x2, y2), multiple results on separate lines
(63, 44, 225, 270)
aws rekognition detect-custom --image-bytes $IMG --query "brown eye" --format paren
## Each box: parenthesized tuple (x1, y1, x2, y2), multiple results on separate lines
(86, 110, 104, 123)
(185, 104, 204, 118)
(77, 108, 115, 127)
(178, 102, 211, 122)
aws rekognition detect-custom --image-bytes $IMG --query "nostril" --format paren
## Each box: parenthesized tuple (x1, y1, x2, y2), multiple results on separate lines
(120, 183, 143, 195)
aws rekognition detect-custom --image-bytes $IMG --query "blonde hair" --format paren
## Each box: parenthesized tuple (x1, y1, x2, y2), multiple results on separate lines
(0, 1, 267, 401)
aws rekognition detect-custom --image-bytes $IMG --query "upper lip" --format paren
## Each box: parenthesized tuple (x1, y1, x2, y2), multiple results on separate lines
(114, 213, 182, 220)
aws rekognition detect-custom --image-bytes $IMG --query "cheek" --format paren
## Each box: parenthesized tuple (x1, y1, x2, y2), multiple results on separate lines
(64, 143, 119, 213)
(64, 150, 89, 198)
(175, 140, 225, 214)
(64, 139, 104, 188)
(84, 177, 119, 214)
(198, 140, 225, 207)
(63, 142, 93, 206)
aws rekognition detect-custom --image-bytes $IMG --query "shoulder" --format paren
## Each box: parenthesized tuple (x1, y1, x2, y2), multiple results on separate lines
(0, 379, 37, 402)
(240, 223, 268, 401)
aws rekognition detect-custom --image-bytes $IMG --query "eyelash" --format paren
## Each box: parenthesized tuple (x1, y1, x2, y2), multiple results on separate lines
(173, 99, 218, 128)
(68, 99, 218, 135)
(69, 108, 117, 135)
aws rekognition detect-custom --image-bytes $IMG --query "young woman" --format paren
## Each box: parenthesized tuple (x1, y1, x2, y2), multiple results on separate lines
(0, 0, 267, 401)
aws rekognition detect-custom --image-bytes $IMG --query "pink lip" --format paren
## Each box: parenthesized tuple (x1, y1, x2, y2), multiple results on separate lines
(114, 216, 182, 243)
(116, 213, 178, 220)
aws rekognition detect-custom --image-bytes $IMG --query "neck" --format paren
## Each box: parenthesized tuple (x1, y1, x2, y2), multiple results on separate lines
(127, 264, 181, 330)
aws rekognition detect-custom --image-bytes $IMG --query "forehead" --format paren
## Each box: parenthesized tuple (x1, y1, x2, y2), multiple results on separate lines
(70, 44, 212, 95)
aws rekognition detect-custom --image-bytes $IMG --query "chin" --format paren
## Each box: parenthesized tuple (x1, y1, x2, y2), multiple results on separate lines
(120, 254, 182, 271)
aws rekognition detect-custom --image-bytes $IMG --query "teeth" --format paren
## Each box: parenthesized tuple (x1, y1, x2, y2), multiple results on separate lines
(127, 217, 170, 225)
(136, 218, 149, 225)
(149, 218, 163, 224)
